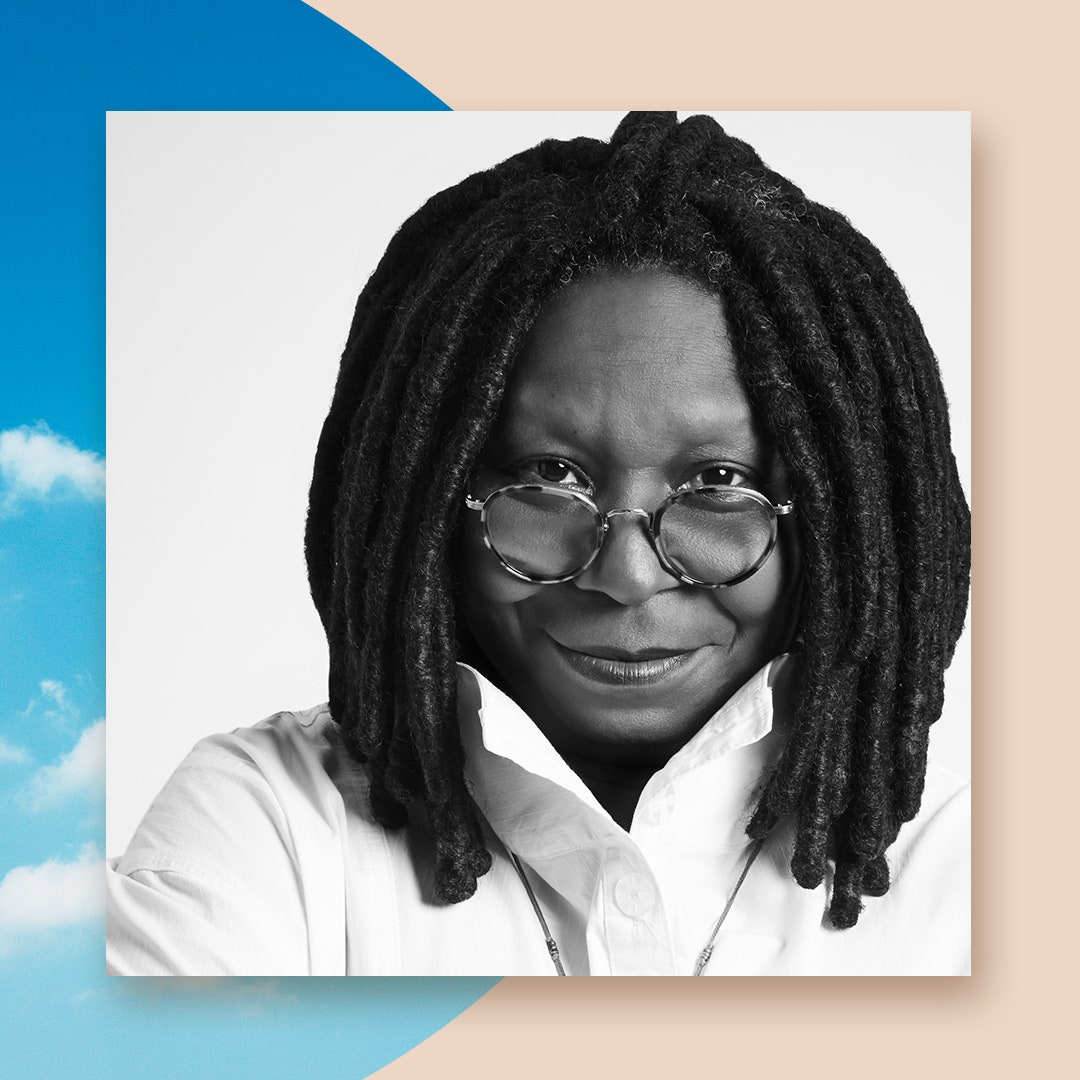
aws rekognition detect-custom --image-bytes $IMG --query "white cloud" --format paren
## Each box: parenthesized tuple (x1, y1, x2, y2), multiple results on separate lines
(39, 679, 71, 712)
(0, 738, 30, 765)
(21, 677, 80, 728)
(0, 423, 105, 511)
(0, 844, 104, 930)
(21, 719, 104, 811)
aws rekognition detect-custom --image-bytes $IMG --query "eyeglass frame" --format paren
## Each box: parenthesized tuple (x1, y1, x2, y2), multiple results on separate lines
(463, 482, 795, 588)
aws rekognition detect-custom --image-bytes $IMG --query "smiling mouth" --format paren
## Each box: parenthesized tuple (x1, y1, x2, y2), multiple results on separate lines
(549, 639, 702, 686)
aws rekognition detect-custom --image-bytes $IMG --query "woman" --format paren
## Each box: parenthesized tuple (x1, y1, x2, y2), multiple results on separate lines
(107, 112, 970, 975)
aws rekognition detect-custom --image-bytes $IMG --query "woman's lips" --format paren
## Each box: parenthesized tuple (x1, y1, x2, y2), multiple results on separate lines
(549, 638, 702, 686)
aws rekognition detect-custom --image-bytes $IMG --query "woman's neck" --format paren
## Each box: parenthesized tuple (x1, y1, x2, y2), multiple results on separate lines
(559, 751, 659, 831)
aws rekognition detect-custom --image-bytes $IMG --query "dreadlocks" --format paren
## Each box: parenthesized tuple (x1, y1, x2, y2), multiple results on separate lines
(304, 112, 970, 929)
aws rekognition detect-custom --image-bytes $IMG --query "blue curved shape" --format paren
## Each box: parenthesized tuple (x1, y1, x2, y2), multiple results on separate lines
(0, 0, 445, 445)
(0, 3, 496, 1079)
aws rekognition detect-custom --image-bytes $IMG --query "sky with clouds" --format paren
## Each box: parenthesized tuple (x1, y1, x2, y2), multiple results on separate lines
(0, 425, 106, 875)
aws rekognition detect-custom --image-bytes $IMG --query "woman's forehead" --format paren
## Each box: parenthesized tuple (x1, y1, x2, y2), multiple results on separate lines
(493, 269, 764, 460)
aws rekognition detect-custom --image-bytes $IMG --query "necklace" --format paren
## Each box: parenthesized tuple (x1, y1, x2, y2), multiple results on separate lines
(510, 837, 765, 976)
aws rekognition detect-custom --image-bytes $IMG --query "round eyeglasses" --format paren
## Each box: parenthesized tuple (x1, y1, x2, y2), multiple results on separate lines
(464, 483, 795, 588)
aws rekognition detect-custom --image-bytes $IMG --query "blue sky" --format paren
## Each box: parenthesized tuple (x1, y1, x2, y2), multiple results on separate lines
(0, 2, 497, 1076)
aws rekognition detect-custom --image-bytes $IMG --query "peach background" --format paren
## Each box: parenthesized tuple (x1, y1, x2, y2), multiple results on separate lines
(302, 1, 1067, 1076)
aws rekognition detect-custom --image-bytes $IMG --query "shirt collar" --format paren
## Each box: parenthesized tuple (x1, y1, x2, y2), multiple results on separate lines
(458, 655, 792, 860)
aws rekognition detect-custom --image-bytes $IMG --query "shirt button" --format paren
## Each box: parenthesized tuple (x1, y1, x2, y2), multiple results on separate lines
(613, 873, 656, 918)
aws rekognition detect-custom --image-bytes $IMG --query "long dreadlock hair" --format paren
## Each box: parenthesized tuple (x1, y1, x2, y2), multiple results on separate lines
(305, 112, 970, 929)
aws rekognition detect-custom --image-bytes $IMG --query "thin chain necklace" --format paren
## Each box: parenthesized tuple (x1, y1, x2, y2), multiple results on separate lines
(510, 837, 765, 976)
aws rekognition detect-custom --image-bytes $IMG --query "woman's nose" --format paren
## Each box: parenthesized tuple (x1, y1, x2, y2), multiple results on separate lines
(573, 509, 681, 605)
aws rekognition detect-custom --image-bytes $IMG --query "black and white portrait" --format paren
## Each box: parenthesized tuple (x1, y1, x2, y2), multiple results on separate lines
(106, 111, 970, 975)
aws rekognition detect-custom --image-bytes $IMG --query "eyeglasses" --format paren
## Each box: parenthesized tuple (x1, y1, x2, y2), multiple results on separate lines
(464, 482, 795, 588)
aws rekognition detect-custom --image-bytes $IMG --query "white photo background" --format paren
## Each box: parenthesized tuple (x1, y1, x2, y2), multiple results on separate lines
(106, 112, 971, 854)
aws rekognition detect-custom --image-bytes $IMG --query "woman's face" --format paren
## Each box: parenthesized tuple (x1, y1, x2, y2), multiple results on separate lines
(458, 269, 800, 772)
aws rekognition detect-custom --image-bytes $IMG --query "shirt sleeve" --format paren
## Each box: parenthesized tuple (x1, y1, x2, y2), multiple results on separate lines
(106, 736, 314, 976)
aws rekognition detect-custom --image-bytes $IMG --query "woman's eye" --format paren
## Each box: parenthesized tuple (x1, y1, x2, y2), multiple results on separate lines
(523, 458, 590, 488)
(687, 464, 754, 488)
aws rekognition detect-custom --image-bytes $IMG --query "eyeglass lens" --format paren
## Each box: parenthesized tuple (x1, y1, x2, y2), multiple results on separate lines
(483, 487, 774, 585)
(484, 488, 601, 580)
(657, 489, 772, 583)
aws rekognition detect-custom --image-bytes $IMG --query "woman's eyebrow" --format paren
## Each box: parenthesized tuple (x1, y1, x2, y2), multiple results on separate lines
(675, 414, 765, 461)
(686, 425, 763, 456)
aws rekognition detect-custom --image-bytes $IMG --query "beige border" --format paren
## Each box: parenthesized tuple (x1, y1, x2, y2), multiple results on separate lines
(309, 1, 1074, 1076)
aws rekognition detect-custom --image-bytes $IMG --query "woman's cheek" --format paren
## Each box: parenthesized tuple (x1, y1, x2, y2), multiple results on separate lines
(458, 519, 546, 606)
(715, 525, 801, 644)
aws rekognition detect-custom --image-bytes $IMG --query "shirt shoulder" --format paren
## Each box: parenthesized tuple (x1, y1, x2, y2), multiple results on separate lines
(887, 758, 970, 882)
(107, 706, 366, 975)
(907, 758, 970, 844)
(876, 758, 970, 973)
(114, 706, 346, 869)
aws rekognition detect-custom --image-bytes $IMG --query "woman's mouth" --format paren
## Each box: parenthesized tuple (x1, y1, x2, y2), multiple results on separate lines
(549, 638, 701, 686)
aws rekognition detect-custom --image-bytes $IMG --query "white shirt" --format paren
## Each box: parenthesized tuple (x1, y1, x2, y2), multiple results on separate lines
(106, 658, 970, 975)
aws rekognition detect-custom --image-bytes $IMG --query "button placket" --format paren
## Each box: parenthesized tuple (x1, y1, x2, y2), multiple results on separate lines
(599, 847, 676, 975)
(613, 872, 655, 917)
